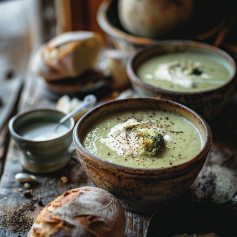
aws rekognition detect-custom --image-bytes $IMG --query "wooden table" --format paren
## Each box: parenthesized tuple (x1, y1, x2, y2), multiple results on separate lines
(0, 68, 237, 236)
(1, 0, 237, 234)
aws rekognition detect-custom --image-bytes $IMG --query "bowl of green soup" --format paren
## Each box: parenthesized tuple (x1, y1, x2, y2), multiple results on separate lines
(127, 41, 236, 120)
(73, 98, 212, 213)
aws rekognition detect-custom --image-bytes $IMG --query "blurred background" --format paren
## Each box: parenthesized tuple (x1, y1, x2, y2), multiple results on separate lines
(0, 0, 236, 77)
(0, 0, 236, 78)
(0, 0, 236, 131)
(0, 0, 106, 80)
(0, 0, 105, 131)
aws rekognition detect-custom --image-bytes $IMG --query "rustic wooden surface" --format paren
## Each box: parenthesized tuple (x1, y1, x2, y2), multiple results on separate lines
(0, 0, 236, 235)
(0, 69, 237, 236)
(0, 75, 151, 237)
(0, 0, 30, 178)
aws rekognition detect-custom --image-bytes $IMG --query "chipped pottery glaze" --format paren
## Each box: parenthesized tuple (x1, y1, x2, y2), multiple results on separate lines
(73, 98, 212, 212)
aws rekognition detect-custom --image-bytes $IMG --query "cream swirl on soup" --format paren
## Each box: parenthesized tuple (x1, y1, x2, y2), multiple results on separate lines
(84, 110, 203, 169)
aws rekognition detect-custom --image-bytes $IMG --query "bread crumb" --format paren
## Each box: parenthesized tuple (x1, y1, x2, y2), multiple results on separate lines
(24, 183, 31, 189)
(60, 176, 69, 184)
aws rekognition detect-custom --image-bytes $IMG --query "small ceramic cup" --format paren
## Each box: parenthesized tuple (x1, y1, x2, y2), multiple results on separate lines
(9, 108, 74, 173)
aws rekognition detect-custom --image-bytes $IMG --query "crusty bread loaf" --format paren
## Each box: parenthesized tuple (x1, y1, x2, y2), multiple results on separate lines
(32, 31, 104, 82)
(28, 186, 125, 237)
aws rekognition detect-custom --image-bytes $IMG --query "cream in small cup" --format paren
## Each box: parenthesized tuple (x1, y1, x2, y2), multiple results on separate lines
(9, 109, 74, 173)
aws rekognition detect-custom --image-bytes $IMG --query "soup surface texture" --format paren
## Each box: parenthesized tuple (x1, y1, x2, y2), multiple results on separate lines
(137, 51, 232, 92)
(84, 110, 203, 169)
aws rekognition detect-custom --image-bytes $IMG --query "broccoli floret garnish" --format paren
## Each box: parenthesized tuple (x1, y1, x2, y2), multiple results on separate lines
(139, 133, 165, 157)
(191, 68, 203, 76)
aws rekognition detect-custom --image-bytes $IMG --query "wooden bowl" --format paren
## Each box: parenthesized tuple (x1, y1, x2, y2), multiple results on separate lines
(73, 98, 212, 213)
(97, 0, 155, 54)
(127, 40, 236, 120)
(97, 0, 226, 54)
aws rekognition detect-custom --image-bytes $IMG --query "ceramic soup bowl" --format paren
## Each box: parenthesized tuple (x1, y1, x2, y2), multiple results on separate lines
(73, 98, 212, 212)
(97, 0, 227, 54)
(127, 41, 236, 120)
(9, 108, 74, 173)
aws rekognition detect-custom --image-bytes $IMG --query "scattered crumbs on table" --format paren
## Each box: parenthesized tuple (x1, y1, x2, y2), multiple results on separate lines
(0, 200, 36, 232)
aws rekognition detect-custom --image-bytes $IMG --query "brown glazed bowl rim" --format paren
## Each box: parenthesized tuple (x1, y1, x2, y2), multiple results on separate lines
(73, 98, 212, 174)
(127, 40, 237, 96)
(97, 0, 156, 46)
(97, 1, 226, 47)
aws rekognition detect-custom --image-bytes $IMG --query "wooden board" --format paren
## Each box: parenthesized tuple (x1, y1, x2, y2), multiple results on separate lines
(0, 1, 30, 176)
(0, 73, 237, 236)
(0, 142, 150, 236)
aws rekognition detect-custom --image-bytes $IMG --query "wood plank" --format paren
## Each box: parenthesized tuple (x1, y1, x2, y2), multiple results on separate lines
(0, 142, 93, 236)
(0, 0, 30, 177)
(0, 72, 152, 236)
(0, 73, 237, 236)
(0, 142, 151, 236)
(0, 124, 10, 177)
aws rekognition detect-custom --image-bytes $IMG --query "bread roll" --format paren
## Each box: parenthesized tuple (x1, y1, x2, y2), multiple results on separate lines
(32, 31, 104, 82)
(28, 187, 125, 237)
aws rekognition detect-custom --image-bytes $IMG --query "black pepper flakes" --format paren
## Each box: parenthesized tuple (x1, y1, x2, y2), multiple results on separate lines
(0, 200, 37, 232)
(23, 190, 33, 198)
(37, 199, 44, 207)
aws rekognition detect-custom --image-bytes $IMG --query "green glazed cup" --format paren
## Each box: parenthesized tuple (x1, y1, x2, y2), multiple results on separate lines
(9, 108, 74, 173)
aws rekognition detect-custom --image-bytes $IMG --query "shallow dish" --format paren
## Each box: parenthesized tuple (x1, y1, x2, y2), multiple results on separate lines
(127, 41, 236, 120)
(73, 98, 212, 212)
(41, 70, 112, 101)
(9, 108, 74, 173)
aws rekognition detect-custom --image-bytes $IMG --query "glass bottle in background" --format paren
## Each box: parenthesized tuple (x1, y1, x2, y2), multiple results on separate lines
(55, 0, 105, 38)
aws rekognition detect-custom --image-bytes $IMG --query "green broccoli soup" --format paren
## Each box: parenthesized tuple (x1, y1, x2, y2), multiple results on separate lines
(137, 51, 233, 92)
(83, 110, 203, 169)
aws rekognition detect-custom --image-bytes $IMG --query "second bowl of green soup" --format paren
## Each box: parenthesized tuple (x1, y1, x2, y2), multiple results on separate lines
(127, 41, 236, 120)
(73, 98, 212, 212)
